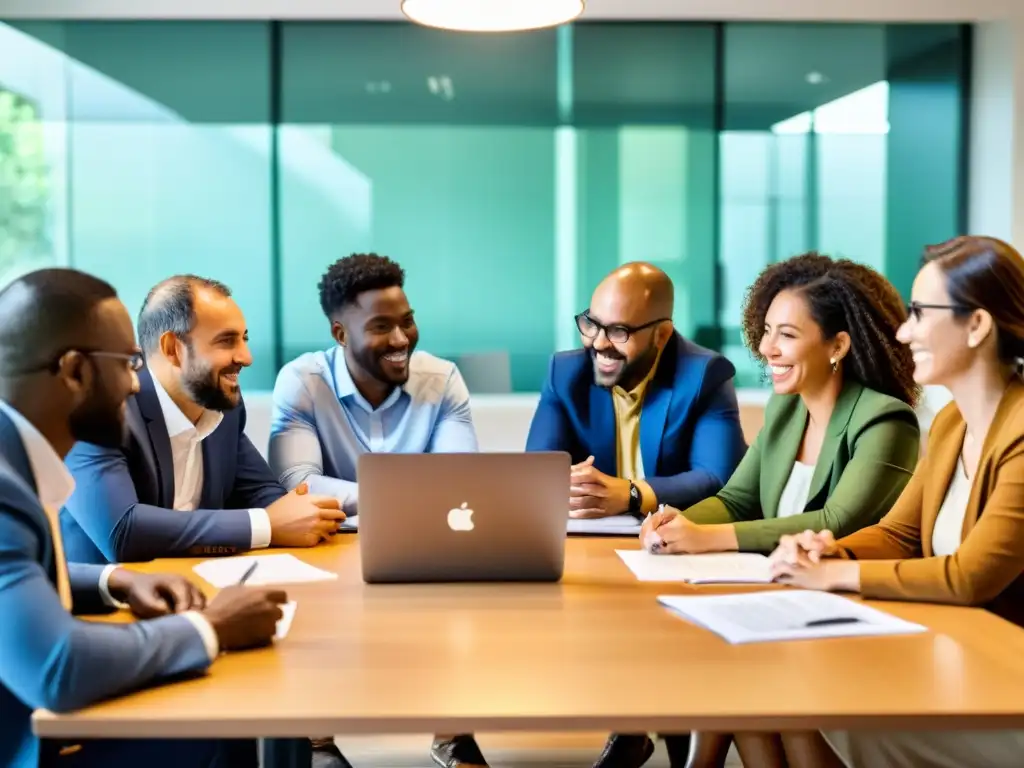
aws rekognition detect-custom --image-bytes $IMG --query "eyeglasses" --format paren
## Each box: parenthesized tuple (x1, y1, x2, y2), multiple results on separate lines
(906, 301, 974, 322)
(575, 312, 670, 344)
(88, 351, 145, 372)
(17, 349, 145, 376)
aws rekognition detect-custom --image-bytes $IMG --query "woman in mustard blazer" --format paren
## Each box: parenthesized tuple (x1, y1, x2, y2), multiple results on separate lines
(641, 254, 921, 558)
(772, 236, 1024, 767)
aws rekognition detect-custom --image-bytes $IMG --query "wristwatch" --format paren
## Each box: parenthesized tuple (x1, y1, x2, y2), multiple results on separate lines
(627, 480, 643, 519)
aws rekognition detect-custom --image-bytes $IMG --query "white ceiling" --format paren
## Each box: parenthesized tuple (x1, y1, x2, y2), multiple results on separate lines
(0, 0, 1021, 21)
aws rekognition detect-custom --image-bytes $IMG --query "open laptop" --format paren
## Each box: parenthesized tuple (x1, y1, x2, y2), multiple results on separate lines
(358, 452, 570, 584)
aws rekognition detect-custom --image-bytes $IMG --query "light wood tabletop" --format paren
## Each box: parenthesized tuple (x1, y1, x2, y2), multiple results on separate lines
(32, 536, 1024, 739)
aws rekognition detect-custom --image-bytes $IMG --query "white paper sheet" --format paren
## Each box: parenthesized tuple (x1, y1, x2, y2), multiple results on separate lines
(567, 515, 641, 536)
(275, 601, 297, 640)
(658, 590, 928, 644)
(616, 549, 772, 583)
(193, 554, 338, 588)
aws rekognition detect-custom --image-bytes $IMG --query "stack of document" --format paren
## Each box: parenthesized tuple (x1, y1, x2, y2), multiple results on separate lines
(616, 549, 772, 583)
(193, 554, 338, 588)
(658, 590, 928, 644)
(567, 515, 642, 536)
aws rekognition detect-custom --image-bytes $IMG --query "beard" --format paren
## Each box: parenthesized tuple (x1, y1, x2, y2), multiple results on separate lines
(590, 342, 660, 390)
(69, 381, 127, 449)
(181, 355, 241, 412)
(351, 341, 415, 387)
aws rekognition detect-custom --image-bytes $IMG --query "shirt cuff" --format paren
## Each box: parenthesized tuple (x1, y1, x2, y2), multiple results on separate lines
(98, 565, 130, 609)
(182, 611, 220, 660)
(635, 479, 658, 514)
(248, 508, 272, 549)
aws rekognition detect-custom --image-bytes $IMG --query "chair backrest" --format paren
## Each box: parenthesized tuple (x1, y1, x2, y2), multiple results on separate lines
(456, 351, 513, 394)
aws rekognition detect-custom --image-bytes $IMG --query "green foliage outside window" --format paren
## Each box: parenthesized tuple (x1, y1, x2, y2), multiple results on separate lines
(0, 87, 50, 280)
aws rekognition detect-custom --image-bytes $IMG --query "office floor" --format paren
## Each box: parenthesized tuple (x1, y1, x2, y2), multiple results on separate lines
(333, 734, 742, 767)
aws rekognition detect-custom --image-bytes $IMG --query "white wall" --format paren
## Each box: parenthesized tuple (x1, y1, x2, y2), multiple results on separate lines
(969, 19, 1024, 245)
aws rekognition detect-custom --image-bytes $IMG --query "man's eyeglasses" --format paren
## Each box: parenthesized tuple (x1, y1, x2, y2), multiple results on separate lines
(575, 312, 671, 344)
(906, 301, 974, 322)
(22, 349, 145, 375)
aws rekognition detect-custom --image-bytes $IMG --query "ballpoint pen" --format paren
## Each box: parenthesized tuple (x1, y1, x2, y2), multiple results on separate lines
(238, 561, 259, 585)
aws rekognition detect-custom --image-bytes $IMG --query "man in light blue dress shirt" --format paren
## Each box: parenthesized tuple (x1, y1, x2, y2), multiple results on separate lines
(269, 253, 486, 768)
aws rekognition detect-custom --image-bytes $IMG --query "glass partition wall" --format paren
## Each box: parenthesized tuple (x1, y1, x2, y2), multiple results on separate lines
(0, 20, 968, 391)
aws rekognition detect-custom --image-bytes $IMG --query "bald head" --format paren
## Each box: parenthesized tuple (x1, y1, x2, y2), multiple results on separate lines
(0, 268, 119, 377)
(581, 262, 675, 390)
(592, 262, 674, 322)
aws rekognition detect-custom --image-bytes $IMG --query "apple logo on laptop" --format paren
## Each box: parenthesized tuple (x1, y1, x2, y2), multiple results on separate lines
(447, 502, 475, 532)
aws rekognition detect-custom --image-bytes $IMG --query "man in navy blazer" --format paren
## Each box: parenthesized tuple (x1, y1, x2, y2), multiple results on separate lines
(526, 263, 746, 767)
(0, 268, 285, 768)
(61, 275, 345, 566)
(59, 274, 350, 768)
(527, 262, 746, 516)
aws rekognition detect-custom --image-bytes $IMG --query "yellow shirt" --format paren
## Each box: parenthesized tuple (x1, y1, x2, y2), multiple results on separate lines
(610, 348, 663, 512)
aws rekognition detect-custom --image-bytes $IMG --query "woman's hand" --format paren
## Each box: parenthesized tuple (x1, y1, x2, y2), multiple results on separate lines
(769, 529, 839, 569)
(770, 558, 862, 593)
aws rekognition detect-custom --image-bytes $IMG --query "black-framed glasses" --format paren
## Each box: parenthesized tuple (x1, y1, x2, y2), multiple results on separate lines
(575, 312, 671, 344)
(906, 301, 974, 322)
(19, 349, 145, 375)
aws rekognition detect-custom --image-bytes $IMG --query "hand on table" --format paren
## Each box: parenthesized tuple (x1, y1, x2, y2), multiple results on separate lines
(267, 482, 346, 547)
(568, 456, 631, 519)
(768, 530, 860, 592)
(201, 586, 288, 651)
(638, 506, 716, 554)
(106, 569, 206, 619)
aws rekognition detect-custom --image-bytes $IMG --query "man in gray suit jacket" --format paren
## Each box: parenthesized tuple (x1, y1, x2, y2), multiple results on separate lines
(0, 268, 286, 768)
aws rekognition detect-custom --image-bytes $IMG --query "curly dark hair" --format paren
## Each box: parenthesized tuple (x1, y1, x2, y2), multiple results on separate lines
(318, 253, 405, 318)
(740, 252, 920, 407)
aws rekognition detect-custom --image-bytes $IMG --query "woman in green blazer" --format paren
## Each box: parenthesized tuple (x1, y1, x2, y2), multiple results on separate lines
(641, 253, 922, 768)
(642, 254, 922, 558)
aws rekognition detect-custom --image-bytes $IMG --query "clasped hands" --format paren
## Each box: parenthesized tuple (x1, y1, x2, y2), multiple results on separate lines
(568, 456, 632, 518)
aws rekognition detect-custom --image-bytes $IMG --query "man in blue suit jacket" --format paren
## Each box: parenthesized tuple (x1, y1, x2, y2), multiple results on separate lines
(526, 263, 746, 768)
(0, 268, 285, 768)
(59, 274, 349, 768)
(527, 262, 746, 517)
(61, 275, 345, 566)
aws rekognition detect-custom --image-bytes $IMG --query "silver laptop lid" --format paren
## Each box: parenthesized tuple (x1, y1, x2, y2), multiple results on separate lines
(358, 452, 570, 584)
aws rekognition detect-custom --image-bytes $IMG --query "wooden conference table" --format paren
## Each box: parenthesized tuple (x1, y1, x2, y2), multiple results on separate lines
(33, 536, 1024, 766)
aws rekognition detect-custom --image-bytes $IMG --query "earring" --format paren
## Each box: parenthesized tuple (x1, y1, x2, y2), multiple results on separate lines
(830, 357, 838, 374)
(968, 337, 977, 349)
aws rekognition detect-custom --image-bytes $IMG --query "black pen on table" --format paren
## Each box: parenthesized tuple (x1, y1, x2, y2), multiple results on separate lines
(238, 561, 259, 585)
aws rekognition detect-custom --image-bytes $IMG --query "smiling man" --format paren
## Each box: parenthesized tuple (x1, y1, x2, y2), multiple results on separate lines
(60, 275, 345, 566)
(526, 262, 747, 767)
(270, 253, 487, 768)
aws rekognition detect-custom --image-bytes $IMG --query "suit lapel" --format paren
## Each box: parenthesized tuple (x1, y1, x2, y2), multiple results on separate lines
(763, 399, 806, 520)
(806, 381, 864, 504)
(639, 384, 672, 479)
(588, 385, 617, 475)
(135, 368, 176, 506)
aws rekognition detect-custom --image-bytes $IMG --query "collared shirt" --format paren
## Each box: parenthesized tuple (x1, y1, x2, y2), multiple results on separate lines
(0, 399, 218, 657)
(610, 347, 664, 481)
(269, 346, 479, 513)
(150, 376, 272, 549)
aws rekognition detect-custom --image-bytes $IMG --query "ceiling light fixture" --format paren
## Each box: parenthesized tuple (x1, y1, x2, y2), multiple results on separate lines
(401, 0, 585, 32)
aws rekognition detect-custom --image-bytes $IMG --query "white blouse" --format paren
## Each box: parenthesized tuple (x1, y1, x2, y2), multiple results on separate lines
(931, 457, 972, 557)
(777, 461, 816, 518)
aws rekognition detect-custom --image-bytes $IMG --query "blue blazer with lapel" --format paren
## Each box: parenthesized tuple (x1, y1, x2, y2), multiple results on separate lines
(0, 410, 211, 768)
(60, 367, 287, 565)
(525, 332, 747, 510)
